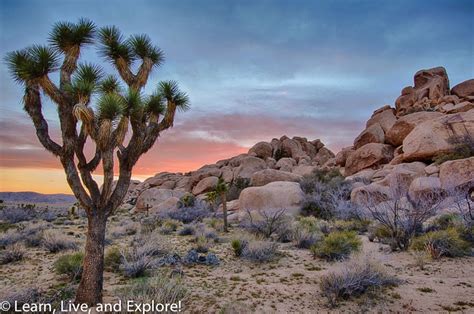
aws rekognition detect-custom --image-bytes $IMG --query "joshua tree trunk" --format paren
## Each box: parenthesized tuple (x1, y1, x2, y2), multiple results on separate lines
(75, 211, 107, 305)
(222, 192, 228, 232)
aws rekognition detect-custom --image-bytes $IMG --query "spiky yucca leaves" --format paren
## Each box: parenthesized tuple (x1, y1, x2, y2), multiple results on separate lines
(73, 104, 95, 135)
(158, 81, 190, 112)
(127, 34, 164, 66)
(49, 18, 96, 52)
(66, 63, 103, 104)
(96, 93, 125, 150)
(124, 89, 143, 118)
(98, 26, 134, 65)
(5, 45, 59, 83)
(99, 76, 122, 94)
(145, 93, 165, 123)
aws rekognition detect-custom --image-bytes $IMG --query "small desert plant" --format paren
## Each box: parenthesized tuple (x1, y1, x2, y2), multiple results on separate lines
(411, 251, 428, 270)
(242, 209, 292, 241)
(166, 203, 211, 224)
(42, 230, 78, 253)
(332, 219, 371, 234)
(241, 240, 278, 263)
(0, 228, 22, 247)
(300, 169, 356, 220)
(410, 228, 471, 259)
(115, 274, 187, 311)
(108, 220, 138, 238)
(104, 247, 122, 272)
(158, 219, 181, 234)
(367, 223, 392, 243)
(177, 193, 196, 208)
(0, 244, 26, 264)
(22, 223, 48, 247)
(4, 288, 43, 308)
(178, 224, 196, 236)
(54, 252, 84, 281)
(293, 228, 322, 249)
(320, 258, 400, 306)
(227, 177, 250, 201)
(311, 231, 361, 261)
(231, 238, 248, 257)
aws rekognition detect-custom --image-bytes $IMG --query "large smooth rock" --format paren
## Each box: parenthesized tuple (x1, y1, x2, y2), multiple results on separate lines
(385, 111, 444, 146)
(136, 188, 185, 211)
(192, 176, 219, 195)
(150, 197, 180, 215)
(402, 111, 474, 161)
(353, 123, 385, 150)
(439, 157, 474, 190)
(366, 107, 397, 133)
(239, 181, 304, 215)
(408, 177, 442, 199)
(451, 79, 474, 99)
(275, 157, 297, 172)
(313, 147, 335, 165)
(250, 169, 302, 186)
(345, 143, 395, 176)
(292, 165, 318, 176)
(248, 141, 273, 159)
(281, 138, 307, 161)
(335, 147, 354, 167)
(351, 183, 390, 206)
(232, 156, 267, 179)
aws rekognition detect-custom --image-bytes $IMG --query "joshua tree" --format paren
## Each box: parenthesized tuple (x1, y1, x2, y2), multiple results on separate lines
(5, 19, 189, 305)
(215, 177, 229, 232)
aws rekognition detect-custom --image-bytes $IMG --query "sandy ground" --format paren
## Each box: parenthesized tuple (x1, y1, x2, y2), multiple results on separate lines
(1, 210, 473, 314)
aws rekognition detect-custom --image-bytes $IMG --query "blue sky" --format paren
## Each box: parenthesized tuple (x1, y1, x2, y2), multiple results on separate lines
(0, 0, 473, 192)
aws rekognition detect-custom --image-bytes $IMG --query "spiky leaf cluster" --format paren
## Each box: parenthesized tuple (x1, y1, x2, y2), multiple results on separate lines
(158, 80, 190, 112)
(5, 45, 59, 83)
(49, 18, 96, 52)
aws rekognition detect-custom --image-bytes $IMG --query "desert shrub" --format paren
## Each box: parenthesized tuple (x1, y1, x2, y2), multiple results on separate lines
(158, 219, 182, 234)
(367, 223, 392, 243)
(177, 193, 196, 208)
(165, 203, 211, 224)
(242, 209, 292, 241)
(108, 220, 138, 238)
(22, 223, 48, 247)
(42, 230, 78, 253)
(121, 232, 169, 278)
(300, 169, 359, 220)
(178, 224, 196, 236)
(0, 221, 15, 233)
(115, 274, 187, 311)
(0, 228, 22, 247)
(203, 217, 225, 232)
(4, 288, 43, 308)
(410, 228, 471, 259)
(293, 228, 322, 249)
(0, 244, 25, 264)
(311, 231, 361, 261)
(104, 247, 122, 272)
(427, 213, 462, 231)
(54, 252, 84, 281)
(364, 174, 444, 251)
(231, 238, 248, 257)
(320, 258, 400, 306)
(433, 134, 474, 165)
(241, 240, 278, 263)
(332, 219, 371, 233)
(194, 235, 210, 253)
(0, 205, 35, 223)
(227, 177, 251, 201)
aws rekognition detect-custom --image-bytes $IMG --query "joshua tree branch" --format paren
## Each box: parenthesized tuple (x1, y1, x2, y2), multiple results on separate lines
(76, 127, 101, 202)
(60, 45, 80, 89)
(23, 83, 62, 155)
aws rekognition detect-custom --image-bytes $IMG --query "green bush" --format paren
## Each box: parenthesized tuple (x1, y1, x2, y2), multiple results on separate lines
(177, 193, 196, 208)
(410, 228, 471, 259)
(54, 252, 84, 280)
(429, 213, 462, 231)
(231, 239, 247, 257)
(333, 219, 371, 233)
(367, 223, 392, 243)
(311, 231, 362, 261)
(104, 247, 122, 272)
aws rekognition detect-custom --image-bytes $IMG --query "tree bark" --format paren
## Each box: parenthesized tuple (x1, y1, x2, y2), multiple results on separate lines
(222, 192, 228, 232)
(75, 211, 107, 305)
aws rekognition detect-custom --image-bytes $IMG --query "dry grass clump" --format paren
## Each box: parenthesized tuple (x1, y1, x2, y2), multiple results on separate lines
(53, 252, 84, 281)
(320, 257, 400, 306)
(0, 244, 26, 264)
(241, 240, 279, 263)
(42, 230, 79, 253)
(108, 219, 138, 238)
(115, 273, 187, 311)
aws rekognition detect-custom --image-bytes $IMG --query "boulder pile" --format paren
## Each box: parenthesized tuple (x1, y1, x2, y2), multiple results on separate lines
(123, 66, 473, 217)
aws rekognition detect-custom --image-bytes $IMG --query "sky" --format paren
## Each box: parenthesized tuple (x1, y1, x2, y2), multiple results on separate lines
(0, 0, 473, 193)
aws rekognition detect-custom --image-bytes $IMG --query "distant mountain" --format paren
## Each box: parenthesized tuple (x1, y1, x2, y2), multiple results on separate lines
(0, 192, 76, 204)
